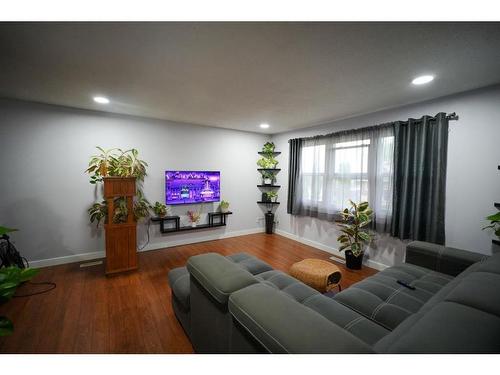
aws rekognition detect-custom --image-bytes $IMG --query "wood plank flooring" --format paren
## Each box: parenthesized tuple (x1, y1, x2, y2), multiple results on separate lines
(0, 233, 377, 353)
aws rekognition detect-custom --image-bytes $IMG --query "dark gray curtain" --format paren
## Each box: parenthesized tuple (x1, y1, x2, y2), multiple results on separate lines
(287, 138, 303, 214)
(391, 113, 449, 244)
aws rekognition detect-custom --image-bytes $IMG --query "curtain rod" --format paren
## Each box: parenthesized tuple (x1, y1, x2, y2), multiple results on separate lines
(288, 112, 459, 143)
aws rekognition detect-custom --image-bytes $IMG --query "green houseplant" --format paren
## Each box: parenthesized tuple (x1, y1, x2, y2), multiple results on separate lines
(262, 142, 276, 155)
(336, 200, 374, 270)
(1, 267, 39, 336)
(85, 147, 151, 225)
(261, 171, 276, 185)
(151, 201, 168, 218)
(482, 212, 500, 240)
(0, 228, 39, 336)
(265, 191, 278, 202)
(257, 156, 279, 169)
(220, 200, 230, 213)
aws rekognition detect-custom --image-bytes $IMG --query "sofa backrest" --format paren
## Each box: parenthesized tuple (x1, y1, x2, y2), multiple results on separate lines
(375, 252, 500, 353)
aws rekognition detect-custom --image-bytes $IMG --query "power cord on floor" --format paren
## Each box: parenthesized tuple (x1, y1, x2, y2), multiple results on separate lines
(13, 281, 57, 297)
(138, 219, 151, 251)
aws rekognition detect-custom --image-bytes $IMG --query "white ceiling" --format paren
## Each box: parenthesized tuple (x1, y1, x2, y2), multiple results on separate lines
(1, 22, 500, 134)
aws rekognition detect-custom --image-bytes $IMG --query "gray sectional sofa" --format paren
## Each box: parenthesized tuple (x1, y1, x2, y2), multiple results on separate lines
(168, 242, 500, 353)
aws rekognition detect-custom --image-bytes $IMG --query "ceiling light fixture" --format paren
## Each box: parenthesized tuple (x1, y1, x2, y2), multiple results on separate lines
(93, 96, 110, 104)
(260, 123, 270, 129)
(412, 75, 434, 85)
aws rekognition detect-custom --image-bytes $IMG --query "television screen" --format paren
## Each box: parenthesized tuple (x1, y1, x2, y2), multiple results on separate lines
(165, 171, 221, 205)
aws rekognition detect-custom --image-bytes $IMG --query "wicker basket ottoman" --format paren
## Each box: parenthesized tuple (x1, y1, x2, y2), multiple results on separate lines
(289, 259, 343, 293)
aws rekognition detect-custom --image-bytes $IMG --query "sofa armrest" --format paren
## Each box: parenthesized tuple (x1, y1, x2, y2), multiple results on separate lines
(228, 284, 374, 353)
(405, 241, 488, 276)
(187, 253, 258, 304)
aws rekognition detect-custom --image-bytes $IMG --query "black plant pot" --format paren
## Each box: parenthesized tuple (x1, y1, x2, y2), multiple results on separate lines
(265, 212, 275, 234)
(345, 250, 363, 270)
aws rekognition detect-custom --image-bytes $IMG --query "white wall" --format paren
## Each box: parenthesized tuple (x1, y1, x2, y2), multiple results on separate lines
(271, 85, 500, 268)
(0, 99, 269, 266)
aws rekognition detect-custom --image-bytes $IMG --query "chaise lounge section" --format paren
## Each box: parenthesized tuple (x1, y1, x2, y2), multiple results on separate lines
(168, 242, 499, 353)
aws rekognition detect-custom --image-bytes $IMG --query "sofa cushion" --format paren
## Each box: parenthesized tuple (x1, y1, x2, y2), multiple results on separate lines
(378, 302, 500, 353)
(334, 263, 453, 330)
(168, 266, 191, 310)
(226, 253, 273, 275)
(187, 253, 258, 304)
(375, 252, 500, 353)
(406, 241, 489, 276)
(229, 283, 374, 353)
(303, 294, 390, 346)
(255, 270, 319, 303)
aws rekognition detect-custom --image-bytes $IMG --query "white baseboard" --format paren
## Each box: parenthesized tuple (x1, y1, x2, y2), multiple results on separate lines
(29, 227, 264, 269)
(28, 251, 105, 268)
(275, 229, 389, 271)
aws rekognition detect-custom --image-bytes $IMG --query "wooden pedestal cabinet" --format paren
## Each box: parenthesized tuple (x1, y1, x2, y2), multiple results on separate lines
(103, 177, 138, 275)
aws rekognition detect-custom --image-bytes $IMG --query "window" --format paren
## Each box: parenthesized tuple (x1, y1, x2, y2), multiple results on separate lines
(295, 126, 394, 229)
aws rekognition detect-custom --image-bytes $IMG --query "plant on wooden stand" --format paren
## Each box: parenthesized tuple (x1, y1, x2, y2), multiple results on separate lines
(85, 147, 151, 226)
(336, 200, 374, 270)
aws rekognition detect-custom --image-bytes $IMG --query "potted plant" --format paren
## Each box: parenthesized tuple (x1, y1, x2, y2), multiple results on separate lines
(0, 227, 39, 337)
(187, 210, 201, 227)
(262, 142, 276, 155)
(336, 200, 374, 270)
(88, 200, 108, 227)
(220, 200, 230, 213)
(257, 156, 279, 169)
(151, 201, 168, 218)
(133, 190, 151, 222)
(482, 212, 500, 240)
(265, 191, 278, 202)
(85, 147, 151, 225)
(262, 171, 276, 185)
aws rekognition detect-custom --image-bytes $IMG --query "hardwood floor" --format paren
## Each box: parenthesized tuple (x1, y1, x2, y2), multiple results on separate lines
(0, 233, 377, 353)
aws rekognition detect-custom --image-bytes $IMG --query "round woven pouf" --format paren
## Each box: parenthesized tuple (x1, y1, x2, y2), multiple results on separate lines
(289, 258, 342, 293)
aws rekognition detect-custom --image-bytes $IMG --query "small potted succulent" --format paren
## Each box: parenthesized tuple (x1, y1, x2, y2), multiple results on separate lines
(187, 210, 201, 227)
(336, 200, 374, 270)
(220, 200, 230, 213)
(151, 201, 168, 218)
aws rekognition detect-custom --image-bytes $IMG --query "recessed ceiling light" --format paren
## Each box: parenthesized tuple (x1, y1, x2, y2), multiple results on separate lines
(260, 123, 270, 129)
(412, 75, 434, 85)
(93, 96, 110, 104)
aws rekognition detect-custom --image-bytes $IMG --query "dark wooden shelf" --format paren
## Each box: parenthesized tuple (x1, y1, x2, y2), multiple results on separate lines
(493, 239, 500, 246)
(258, 151, 281, 156)
(151, 212, 232, 234)
(257, 201, 280, 205)
(158, 222, 228, 234)
(257, 184, 281, 188)
(257, 168, 281, 172)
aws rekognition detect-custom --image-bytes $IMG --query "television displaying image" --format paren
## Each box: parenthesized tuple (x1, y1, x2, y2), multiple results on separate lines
(165, 171, 221, 205)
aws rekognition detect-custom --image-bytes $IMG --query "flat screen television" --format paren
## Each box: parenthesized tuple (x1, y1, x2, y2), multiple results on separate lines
(165, 171, 221, 205)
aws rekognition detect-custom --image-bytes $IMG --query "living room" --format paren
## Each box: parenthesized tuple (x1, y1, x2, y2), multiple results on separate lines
(1, 1, 500, 373)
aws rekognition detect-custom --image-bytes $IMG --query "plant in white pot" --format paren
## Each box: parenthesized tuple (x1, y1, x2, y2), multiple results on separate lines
(336, 200, 374, 270)
(220, 200, 230, 213)
(261, 171, 276, 185)
(187, 210, 201, 227)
